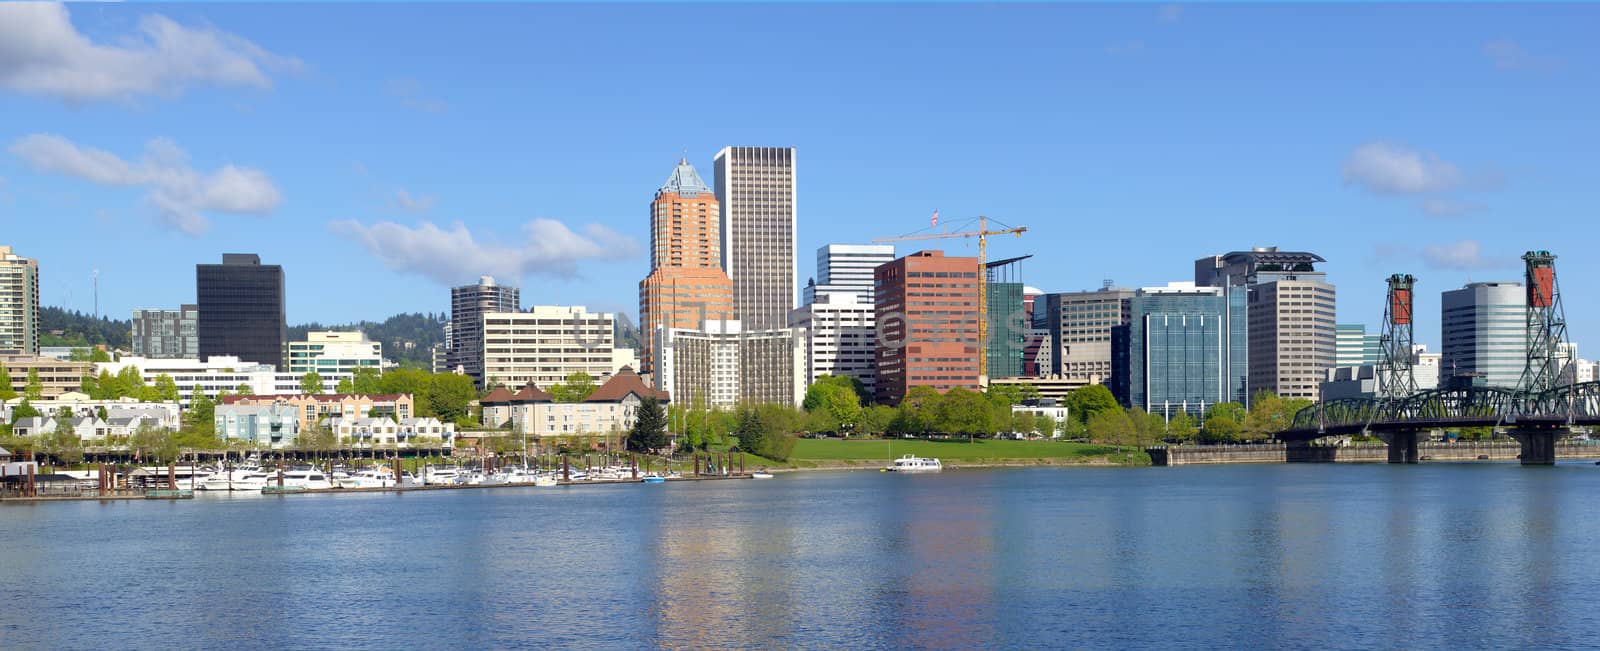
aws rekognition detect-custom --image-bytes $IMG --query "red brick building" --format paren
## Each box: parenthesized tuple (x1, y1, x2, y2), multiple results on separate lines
(874, 250, 982, 405)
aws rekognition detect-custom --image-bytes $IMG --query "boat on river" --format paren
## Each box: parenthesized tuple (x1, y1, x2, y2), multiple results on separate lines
(885, 455, 942, 473)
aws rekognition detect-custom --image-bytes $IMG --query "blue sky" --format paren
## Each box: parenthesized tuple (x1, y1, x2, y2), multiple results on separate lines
(2, 3, 1597, 350)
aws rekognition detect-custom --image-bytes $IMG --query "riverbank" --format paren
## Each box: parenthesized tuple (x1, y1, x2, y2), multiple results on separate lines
(769, 438, 1150, 469)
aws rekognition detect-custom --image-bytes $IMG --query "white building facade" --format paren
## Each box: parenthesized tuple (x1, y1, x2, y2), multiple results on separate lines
(480, 306, 622, 390)
(287, 331, 384, 375)
(94, 356, 348, 407)
(653, 320, 805, 408)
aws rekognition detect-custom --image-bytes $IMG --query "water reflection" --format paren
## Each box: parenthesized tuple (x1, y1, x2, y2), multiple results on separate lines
(8, 465, 1600, 649)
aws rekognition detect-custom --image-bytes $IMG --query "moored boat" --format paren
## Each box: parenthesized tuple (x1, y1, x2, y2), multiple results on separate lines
(885, 455, 942, 473)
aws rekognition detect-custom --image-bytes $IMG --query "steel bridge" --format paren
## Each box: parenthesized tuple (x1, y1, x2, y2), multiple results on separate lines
(1281, 382, 1600, 440)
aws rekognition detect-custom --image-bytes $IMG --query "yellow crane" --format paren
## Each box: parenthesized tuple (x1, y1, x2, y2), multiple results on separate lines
(874, 216, 1027, 384)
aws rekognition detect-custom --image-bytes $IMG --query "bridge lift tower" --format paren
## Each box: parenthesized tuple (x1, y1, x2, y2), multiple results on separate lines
(1378, 274, 1418, 401)
(1517, 250, 1571, 396)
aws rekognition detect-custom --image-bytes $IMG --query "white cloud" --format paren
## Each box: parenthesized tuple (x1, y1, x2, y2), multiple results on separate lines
(1158, 4, 1183, 23)
(1342, 141, 1463, 195)
(1484, 39, 1556, 72)
(1420, 198, 1480, 218)
(388, 78, 447, 114)
(0, 2, 299, 103)
(9, 133, 282, 235)
(391, 189, 436, 214)
(1423, 239, 1509, 271)
(330, 218, 641, 285)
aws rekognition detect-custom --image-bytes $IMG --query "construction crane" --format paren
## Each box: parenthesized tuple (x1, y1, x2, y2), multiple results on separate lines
(874, 215, 1027, 384)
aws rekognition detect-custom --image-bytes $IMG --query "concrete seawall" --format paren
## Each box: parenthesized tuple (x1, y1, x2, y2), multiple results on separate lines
(1149, 441, 1600, 466)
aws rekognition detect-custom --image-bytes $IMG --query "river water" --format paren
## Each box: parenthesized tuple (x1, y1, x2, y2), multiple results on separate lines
(5, 463, 1600, 649)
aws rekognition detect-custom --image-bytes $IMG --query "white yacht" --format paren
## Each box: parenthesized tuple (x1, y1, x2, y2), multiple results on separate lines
(423, 465, 461, 486)
(275, 469, 335, 490)
(338, 468, 412, 489)
(886, 455, 942, 473)
(202, 466, 271, 491)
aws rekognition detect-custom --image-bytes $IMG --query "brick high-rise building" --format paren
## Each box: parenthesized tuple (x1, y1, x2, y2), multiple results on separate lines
(715, 146, 796, 331)
(874, 250, 982, 405)
(638, 158, 736, 375)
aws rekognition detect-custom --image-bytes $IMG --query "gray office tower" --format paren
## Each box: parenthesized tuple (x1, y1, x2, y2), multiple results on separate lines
(197, 254, 286, 368)
(1195, 247, 1335, 402)
(715, 146, 797, 330)
(449, 275, 520, 386)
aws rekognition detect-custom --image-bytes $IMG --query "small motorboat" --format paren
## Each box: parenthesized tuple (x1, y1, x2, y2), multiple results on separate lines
(641, 476, 666, 484)
(885, 455, 942, 473)
(751, 471, 775, 479)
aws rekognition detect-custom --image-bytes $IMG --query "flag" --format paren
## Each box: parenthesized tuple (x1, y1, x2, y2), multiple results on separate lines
(931, 210, 939, 227)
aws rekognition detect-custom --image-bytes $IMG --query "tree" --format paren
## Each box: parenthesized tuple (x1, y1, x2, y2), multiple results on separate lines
(46, 408, 84, 465)
(300, 372, 325, 395)
(350, 367, 383, 394)
(1201, 414, 1241, 443)
(802, 379, 861, 433)
(893, 386, 943, 435)
(860, 405, 896, 436)
(550, 371, 598, 403)
(24, 368, 43, 400)
(627, 397, 669, 453)
(10, 399, 40, 423)
(1037, 413, 1058, 439)
(1066, 384, 1119, 424)
(0, 365, 15, 401)
(154, 374, 180, 402)
(379, 368, 434, 416)
(1012, 411, 1037, 437)
(1128, 407, 1166, 446)
(428, 372, 477, 425)
(1167, 412, 1198, 442)
(235, 383, 253, 396)
(986, 382, 1040, 407)
(934, 387, 992, 438)
(183, 386, 216, 436)
(1087, 408, 1136, 445)
(295, 423, 339, 453)
(131, 422, 180, 464)
(336, 377, 355, 394)
(734, 407, 768, 456)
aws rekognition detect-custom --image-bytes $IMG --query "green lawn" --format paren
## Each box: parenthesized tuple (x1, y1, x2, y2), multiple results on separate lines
(790, 437, 1134, 462)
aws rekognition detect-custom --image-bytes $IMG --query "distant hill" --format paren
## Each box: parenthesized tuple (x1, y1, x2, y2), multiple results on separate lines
(291, 312, 448, 367)
(39, 307, 131, 349)
(41, 306, 445, 365)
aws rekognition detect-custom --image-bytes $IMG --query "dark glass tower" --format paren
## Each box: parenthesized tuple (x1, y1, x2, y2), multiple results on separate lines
(197, 253, 286, 369)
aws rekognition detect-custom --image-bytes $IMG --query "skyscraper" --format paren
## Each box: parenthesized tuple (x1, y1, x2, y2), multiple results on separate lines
(1037, 286, 1135, 381)
(1334, 324, 1383, 368)
(131, 305, 199, 358)
(1112, 282, 1248, 418)
(197, 254, 286, 368)
(804, 244, 894, 305)
(450, 276, 519, 386)
(0, 245, 40, 355)
(715, 146, 797, 330)
(874, 250, 982, 405)
(1196, 247, 1335, 402)
(638, 158, 736, 375)
(1441, 281, 1526, 388)
(791, 243, 893, 395)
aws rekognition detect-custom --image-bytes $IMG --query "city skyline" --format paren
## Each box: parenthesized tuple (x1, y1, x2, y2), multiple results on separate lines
(2, 3, 1597, 350)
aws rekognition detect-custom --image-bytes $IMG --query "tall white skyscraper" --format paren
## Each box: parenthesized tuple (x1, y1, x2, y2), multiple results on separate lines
(715, 146, 797, 331)
(450, 276, 520, 386)
(804, 244, 895, 305)
(1441, 281, 1527, 388)
(0, 246, 39, 355)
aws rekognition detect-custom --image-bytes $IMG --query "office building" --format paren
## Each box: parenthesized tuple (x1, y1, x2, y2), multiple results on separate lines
(874, 250, 982, 405)
(0, 246, 40, 355)
(1111, 282, 1248, 418)
(1441, 281, 1527, 388)
(1196, 247, 1336, 402)
(1321, 345, 1443, 400)
(0, 353, 91, 399)
(286, 331, 384, 375)
(1037, 286, 1135, 381)
(638, 158, 736, 375)
(480, 305, 622, 390)
(1335, 324, 1383, 368)
(715, 146, 797, 330)
(803, 244, 894, 305)
(791, 243, 892, 395)
(986, 256, 1029, 380)
(131, 305, 199, 359)
(449, 276, 519, 385)
(94, 356, 347, 407)
(653, 320, 806, 409)
(197, 254, 286, 368)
